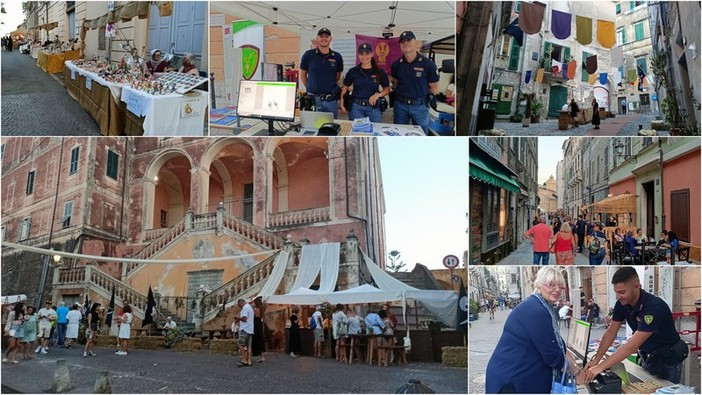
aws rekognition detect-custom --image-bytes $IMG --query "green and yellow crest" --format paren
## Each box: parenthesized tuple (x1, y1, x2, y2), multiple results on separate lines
(644, 315, 654, 325)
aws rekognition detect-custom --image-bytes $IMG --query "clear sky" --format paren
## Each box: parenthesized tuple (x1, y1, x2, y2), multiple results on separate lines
(377, 137, 467, 271)
(538, 137, 567, 185)
(1, 2, 25, 37)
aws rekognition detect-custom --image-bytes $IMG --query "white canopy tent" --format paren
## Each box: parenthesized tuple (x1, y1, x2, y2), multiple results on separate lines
(257, 243, 459, 328)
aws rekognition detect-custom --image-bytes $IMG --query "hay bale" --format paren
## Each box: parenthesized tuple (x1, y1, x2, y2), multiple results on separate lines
(209, 339, 239, 355)
(95, 335, 118, 348)
(133, 336, 165, 351)
(441, 346, 467, 368)
(172, 337, 202, 353)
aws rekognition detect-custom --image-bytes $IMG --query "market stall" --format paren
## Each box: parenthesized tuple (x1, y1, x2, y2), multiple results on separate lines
(121, 85, 208, 136)
(37, 49, 80, 74)
(582, 193, 638, 235)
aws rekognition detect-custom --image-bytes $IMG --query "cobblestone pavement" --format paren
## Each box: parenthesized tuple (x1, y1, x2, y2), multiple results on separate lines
(494, 239, 590, 265)
(0, 346, 467, 393)
(1, 50, 101, 136)
(492, 113, 668, 136)
(469, 306, 701, 393)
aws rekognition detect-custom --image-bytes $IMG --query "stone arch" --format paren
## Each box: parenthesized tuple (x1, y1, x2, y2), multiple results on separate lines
(143, 149, 194, 232)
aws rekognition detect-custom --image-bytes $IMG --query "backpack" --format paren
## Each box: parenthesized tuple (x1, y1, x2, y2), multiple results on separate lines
(588, 237, 601, 254)
(309, 315, 317, 330)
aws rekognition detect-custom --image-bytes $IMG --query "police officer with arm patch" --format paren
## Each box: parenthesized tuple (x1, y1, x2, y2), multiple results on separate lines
(390, 31, 440, 134)
(584, 267, 688, 384)
(300, 27, 344, 118)
(340, 43, 391, 122)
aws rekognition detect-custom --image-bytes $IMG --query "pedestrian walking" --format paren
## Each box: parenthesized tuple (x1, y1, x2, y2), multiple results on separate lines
(3, 302, 25, 364)
(56, 301, 69, 347)
(587, 223, 608, 265)
(552, 222, 577, 265)
(83, 302, 101, 357)
(576, 215, 586, 253)
(311, 305, 325, 358)
(300, 28, 344, 118)
(287, 306, 301, 358)
(252, 297, 266, 363)
(236, 298, 254, 367)
(390, 31, 440, 134)
(65, 304, 81, 349)
(569, 99, 579, 128)
(21, 306, 37, 360)
(591, 99, 601, 129)
(332, 304, 348, 363)
(524, 215, 553, 265)
(36, 300, 56, 354)
(116, 304, 132, 356)
(621, 98, 627, 114)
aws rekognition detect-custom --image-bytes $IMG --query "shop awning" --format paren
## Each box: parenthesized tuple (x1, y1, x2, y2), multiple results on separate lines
(581, 193, 638, 213)
(469, 151, 520, 193)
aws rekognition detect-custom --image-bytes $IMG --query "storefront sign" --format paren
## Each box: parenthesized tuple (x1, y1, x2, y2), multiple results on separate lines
(86, 77, 92, 90)
(210, 13, 225, 27)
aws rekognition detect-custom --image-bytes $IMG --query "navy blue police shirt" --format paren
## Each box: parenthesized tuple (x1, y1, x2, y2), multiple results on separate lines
(612, 289, 680, 353)
(390, 52, 440, 100)
(343, 65, 389, 100)
(300, 48, 344, 95)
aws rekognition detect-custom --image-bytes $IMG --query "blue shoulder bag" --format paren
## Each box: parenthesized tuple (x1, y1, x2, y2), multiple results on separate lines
(551, 359, 577, 394)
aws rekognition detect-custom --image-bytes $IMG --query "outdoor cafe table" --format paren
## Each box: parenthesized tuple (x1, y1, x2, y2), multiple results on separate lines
(120, 86, 208, 136)
(64, 61, 128, 135)
(347, 333, 400, 366)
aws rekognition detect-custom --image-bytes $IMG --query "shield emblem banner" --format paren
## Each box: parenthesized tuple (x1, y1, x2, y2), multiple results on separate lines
(240, 45, 260, 80)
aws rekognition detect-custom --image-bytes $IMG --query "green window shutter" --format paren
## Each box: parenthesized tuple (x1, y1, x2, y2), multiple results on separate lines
(616, 3, 621, 14)
(635, 22, 644, 41)
(636, 58, 647, 74)
(622, 28, 626, 44)
(508, 38, 520, 71)
(563, 47, 571, 62)
(106, 150, 119, 180)
(630, 1, 635, 11)
(582, 51, 591, 82)
(515, 1, 521, 13)
(543, 42, 552, 69)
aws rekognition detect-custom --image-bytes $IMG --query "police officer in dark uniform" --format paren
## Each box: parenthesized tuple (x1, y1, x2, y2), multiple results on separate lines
(585, 267, 688, 384)
(300, 27, 344, 118)
(340, 43, 390, 122)
(390, 31, 440, 134)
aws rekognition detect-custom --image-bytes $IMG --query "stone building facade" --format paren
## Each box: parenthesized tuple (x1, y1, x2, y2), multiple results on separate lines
(537, 175, 558, 215)
(1, 137, 386, 309)
(614, 1, 655, 114)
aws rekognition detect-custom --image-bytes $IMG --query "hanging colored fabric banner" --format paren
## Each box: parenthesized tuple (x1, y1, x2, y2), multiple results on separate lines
(551, 10, 572, 39)
(588, 73, 598, 85)
(525, 70, 532, 84)
(612, 67, 622, 86)
(597, 19, 616, 48)
(519, 2, 546, 34)
(503, 18, 524, 46)
(599, 72, 608, 85)
(562, 63, 569, 80)
(586, 55, 598, 74)
(575, 15, 592, 45)
(627, 69, 637, 82)
(567, 60, 577, 79)
(610, 46, 623, 68)
(536, 68, 544, 83)
(552, 60, 562, 75)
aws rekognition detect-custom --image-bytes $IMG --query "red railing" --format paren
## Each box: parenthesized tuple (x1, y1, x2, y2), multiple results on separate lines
(672, 310, 700, 352)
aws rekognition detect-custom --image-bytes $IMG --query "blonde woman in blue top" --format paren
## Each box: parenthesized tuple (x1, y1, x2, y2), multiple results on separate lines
(340, 44, 390, 122)
(486, 267, 580, 393)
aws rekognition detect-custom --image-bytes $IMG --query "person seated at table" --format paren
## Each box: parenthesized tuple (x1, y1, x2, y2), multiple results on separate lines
(624, 231, 639, 259)
(147, 49, 170, 75)
(613, 227, 624, 243)
(635, 228, 647, 244)
(657, 229, 668, 247)
(659, 231, 679, 260)
(124, 47, 143, 69)
(178, 53, 199, 76)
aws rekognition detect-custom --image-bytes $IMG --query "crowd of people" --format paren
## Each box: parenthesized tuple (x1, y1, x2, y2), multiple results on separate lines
(524, 213, 683, 265)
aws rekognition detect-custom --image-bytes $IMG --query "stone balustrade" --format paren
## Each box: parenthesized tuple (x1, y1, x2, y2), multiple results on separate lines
(57, 267, 86, 284)
(266, 207, 331, 229)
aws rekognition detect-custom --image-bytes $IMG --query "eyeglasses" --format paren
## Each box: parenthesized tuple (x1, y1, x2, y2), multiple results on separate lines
(544, 283, 565, 290)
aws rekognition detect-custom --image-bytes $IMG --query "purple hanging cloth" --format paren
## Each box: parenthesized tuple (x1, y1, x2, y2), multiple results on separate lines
(562, 63, 569, 80)
(551, 10, 572, 40)
(525, 70, 532, 84)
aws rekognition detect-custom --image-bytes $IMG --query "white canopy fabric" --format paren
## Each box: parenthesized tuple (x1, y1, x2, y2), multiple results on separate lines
(256, 250, 291, 298)
(288, 243, 340, 291)
(209, 1, 455, 40)
(327, 284, 403, 305)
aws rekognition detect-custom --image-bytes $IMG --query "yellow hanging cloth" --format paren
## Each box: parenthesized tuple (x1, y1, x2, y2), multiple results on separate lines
(597, 20, 616, 48)
(536, 68, 545, 84)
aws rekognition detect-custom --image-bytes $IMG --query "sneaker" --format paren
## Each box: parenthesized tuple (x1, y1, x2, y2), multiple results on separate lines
(35, 346, 41, 354)
(115, 350, 121, 355)
(2, 358, 7, 363)
(89, 352, 96, 357)
(40, 349, 48, 354)
(83, 352, 88, 357)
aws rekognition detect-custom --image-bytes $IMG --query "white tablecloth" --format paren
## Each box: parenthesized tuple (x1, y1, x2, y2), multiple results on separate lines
(64, 61, 127, 102)
(120, 86, 208, 136)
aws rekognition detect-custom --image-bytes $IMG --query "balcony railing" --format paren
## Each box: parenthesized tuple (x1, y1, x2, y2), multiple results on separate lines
(266, 207, 331, 229)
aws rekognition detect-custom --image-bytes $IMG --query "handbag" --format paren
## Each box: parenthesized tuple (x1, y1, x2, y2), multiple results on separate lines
(550, 235, 558, 254)
(551, 359, 578, 394)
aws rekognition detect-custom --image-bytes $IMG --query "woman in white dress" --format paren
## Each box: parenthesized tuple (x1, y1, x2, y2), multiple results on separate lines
(65, 304, 81, 348)
(116, 305, 132, 356)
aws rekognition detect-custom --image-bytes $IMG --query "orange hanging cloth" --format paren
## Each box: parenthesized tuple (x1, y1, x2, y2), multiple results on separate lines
(597, 20, 616, 48)
(536, 68, 545, 84)
(567, 60, 577, 79)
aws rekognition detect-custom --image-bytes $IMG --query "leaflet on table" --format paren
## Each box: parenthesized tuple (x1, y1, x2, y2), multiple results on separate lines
(123, 88, 150, 117)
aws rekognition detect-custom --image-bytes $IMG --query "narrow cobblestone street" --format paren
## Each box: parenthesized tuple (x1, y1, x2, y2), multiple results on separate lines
(492, 113, 669, 136)
(1, 50, 100, 136)
(495, 239, 590, 265)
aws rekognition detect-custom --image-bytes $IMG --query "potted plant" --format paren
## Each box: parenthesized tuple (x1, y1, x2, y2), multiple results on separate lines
(521, 93, 534, 127)
(530, 100, 544, 123)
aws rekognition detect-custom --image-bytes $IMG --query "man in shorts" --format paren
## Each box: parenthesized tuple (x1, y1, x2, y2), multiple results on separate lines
(312, 305, 325, 358)
(36, 300, 56, 354)
(237, 299, 254, 367)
